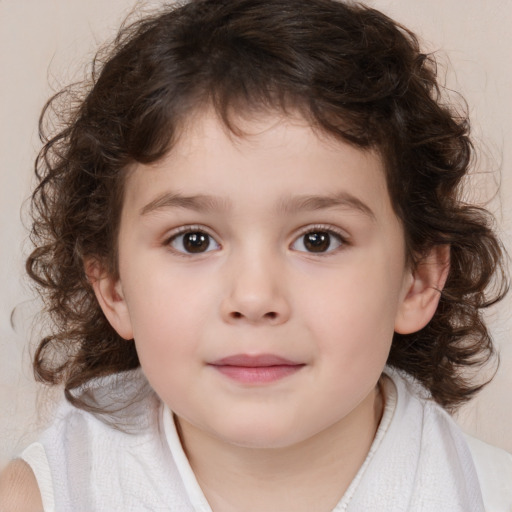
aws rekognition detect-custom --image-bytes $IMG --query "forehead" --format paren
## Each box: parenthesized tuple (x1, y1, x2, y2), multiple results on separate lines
(122, 110, 395, 224)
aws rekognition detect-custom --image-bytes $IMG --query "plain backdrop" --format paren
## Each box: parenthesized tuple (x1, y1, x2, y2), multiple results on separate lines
(1, 0, 511, 469)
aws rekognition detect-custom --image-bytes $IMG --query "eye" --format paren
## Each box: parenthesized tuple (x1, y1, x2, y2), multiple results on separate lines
(168, 230, 220, 254)
(291, 229, 344, 253)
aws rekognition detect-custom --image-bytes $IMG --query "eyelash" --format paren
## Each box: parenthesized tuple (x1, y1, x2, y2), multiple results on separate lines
(164, 225, 220, 256)
(291, 224, 348, 255)
(163, 224, 349, 256)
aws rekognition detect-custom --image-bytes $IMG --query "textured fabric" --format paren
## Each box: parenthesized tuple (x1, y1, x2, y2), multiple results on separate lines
(339, 371, 485, 511)
(21, 442, 56, 512)
(21, 368, 511, 511)
(464, 434, 512, 511)
(23, 370, 197, 511)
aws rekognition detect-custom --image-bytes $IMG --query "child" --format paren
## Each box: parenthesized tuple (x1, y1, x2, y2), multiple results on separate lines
(1, 0, 511, 510)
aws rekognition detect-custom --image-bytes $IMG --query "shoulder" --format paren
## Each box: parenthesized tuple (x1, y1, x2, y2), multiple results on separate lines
(465, 434, 512, 511)
(0, 459, 43, 512)
(384, 370, 512, 509)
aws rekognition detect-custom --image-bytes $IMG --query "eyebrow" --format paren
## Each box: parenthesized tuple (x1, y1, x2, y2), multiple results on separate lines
(140, 192, 231, 216)
(140, 190, 375, 220)
(277, 192, 376, 220)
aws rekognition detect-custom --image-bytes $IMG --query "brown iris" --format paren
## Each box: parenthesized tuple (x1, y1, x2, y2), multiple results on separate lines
(303, 232, 331, 252)
(183, 232, 211, 253)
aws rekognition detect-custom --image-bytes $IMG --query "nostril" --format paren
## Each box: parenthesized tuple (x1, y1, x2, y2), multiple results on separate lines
(229, 311, 278, 320)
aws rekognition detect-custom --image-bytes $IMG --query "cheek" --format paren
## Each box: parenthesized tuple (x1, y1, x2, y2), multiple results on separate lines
(122, 266, 214, 366)
(296, 261, 402, 417)
(298, 254, 404, 361)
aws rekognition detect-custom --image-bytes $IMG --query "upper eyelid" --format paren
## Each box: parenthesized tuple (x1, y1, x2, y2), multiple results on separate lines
(164, 224, 219, 241)
(163, 223, 349, 237)
(293, 224, 349, 240)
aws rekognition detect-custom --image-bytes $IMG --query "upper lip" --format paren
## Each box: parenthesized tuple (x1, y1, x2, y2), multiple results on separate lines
(209, 354, 303, 367)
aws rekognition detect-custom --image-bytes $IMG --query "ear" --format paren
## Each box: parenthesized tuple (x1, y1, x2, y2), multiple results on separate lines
(394, 245, 450, 335)
(85, 259, 134, 340)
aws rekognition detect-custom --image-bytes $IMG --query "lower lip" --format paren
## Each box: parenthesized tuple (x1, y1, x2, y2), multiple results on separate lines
(211, 365, 304, 384)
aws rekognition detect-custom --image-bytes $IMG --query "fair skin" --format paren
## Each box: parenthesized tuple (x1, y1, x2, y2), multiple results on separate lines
(0, 460, 43, 512)
(0, 111, 448, 512)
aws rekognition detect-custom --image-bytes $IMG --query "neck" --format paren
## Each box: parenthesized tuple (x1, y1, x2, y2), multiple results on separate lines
(176, 384, 384, 512)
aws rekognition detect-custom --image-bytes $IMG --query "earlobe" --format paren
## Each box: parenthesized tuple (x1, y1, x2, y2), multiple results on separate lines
(394, 245, 450, 335)
(85, 260, 134, 340)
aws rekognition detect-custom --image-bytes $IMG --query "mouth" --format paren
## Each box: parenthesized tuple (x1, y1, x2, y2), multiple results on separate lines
(208, 354, 305, 384)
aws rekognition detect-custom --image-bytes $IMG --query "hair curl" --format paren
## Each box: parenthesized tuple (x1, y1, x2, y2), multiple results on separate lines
(27, 0, 507, 411)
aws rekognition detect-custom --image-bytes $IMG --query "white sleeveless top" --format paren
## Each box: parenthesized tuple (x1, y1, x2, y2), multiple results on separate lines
(21, 368, 512, 511)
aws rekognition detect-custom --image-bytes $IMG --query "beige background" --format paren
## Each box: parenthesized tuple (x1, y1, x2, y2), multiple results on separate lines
(1, 0, 511, 469)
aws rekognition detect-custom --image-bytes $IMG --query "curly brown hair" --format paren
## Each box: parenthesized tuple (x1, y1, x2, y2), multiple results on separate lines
(27, 0, 507, 411)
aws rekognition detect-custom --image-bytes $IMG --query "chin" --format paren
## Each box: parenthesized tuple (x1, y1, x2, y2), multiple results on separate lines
(211, 418, 309, 450)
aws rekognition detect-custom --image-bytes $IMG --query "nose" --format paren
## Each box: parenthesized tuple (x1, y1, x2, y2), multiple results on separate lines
(220, 250, 291, 325)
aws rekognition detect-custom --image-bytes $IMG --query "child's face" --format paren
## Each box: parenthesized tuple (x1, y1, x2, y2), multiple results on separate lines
(100, 110, 416, 449)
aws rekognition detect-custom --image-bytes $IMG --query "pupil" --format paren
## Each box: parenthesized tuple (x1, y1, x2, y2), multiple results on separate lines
(184, 232, 209, 253)
(304, 232, 330, 252)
